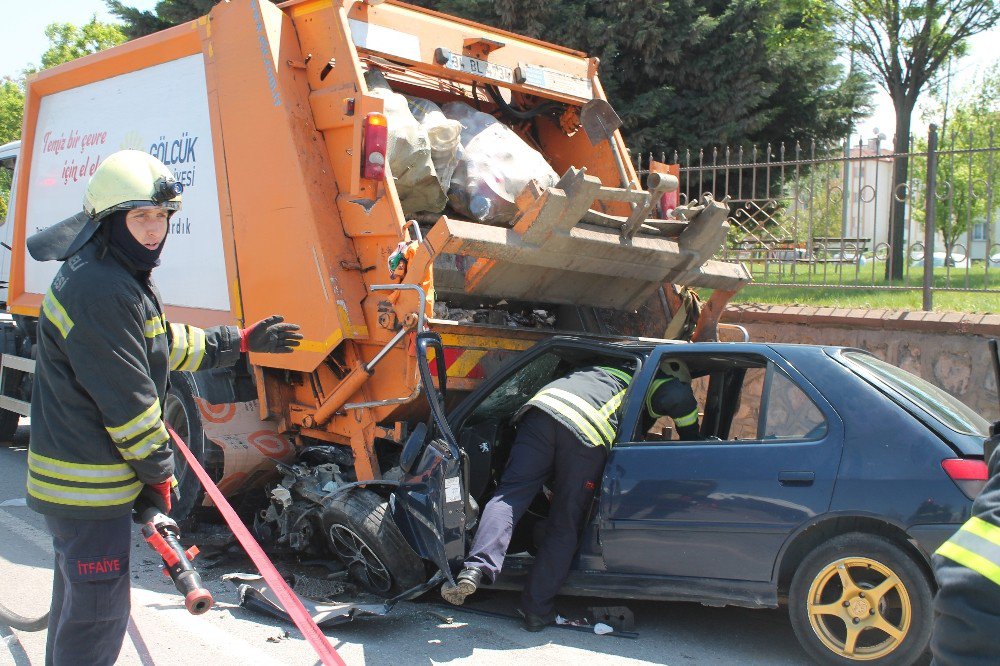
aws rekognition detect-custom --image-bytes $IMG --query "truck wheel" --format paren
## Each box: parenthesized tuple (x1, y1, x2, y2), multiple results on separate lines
(788, 532, 933, 665)
(163, 371, 210, 522)
(320, 489, 425, 596)
(0, 325, 25, 444)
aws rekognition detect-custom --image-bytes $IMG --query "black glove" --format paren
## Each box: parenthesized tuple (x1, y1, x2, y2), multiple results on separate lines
(240, 314, 303, 354)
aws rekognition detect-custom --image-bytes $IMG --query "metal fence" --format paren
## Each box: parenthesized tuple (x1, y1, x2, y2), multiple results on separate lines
(636, 126, 1000, 304)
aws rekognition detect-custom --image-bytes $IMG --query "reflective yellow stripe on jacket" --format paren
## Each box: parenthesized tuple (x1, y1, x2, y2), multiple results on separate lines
(144, 314, 167, 339)
(104, 401, 169, 461)
(936, 516, 1000, 587)
(41, 289, 74, 339)
(169, 323, 206, 371)
(26, 451, 142, 508)
(527, 367, 631, 448)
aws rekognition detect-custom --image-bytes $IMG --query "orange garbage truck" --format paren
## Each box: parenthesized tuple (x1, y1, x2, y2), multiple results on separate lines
(0, 0, 748, 590)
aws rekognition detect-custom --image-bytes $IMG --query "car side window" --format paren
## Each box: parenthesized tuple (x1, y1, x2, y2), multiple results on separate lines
(762, 366, 827, 440)
(728, 367, 765, 440)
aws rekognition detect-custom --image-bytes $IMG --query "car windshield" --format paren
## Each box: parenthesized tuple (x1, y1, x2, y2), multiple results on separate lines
(842, 351, 989, 436)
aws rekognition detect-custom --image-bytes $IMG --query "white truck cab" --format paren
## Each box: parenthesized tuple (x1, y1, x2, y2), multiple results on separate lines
(0, 140, 21, 306)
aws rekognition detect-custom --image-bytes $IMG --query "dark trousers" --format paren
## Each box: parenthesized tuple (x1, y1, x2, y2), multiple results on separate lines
(464, 408, 607, 616)
(44, 514, 132, 666)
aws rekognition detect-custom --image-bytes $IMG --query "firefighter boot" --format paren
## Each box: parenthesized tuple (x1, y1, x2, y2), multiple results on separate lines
(440, 567, 482, 605)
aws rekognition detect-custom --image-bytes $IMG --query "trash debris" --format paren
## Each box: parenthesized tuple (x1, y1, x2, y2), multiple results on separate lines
(432, 301, 556, 328)
(594, 623, 614, 635)
(365, 70, 448, 216)
(588, 605, 635, 632)
(427, 610, 454, 623)
(266, 630, 290, 643)
(224, 573, 389, 627)
(442, 101, 558, 226)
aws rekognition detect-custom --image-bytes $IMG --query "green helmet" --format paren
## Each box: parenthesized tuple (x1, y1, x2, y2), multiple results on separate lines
(658, 358, 691, 383)
(83, 150, 182, 220)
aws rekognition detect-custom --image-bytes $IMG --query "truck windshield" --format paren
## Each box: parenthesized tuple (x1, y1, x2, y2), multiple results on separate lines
(842, 351, 989, 437)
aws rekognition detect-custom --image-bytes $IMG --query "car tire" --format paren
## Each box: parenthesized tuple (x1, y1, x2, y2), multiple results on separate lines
(788, 532, 933, 665)
(162, 371, 212, 522)
(320, 488, 426, 596)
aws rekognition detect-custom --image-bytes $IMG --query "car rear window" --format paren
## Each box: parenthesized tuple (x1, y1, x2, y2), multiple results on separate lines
(842, 351, 989, 436)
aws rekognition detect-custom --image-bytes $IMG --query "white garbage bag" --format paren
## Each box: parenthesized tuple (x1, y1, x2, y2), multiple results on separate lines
(404, 96, 462, 195)
(442, 102, 558, 225)
(365, 71, 448, 216)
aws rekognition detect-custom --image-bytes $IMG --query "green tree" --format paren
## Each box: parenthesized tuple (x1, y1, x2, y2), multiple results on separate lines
(839, 0, 1000, 280)
(105, 0, 217, 39)
(913, 61, 1000, 257)
(0, 18, 125, 220)
(36, 17, 127, 71)
(0, 77, 26, 221)
(409, 0, 870, 153)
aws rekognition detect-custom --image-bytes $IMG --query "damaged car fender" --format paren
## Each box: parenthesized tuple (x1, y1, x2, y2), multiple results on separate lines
(391, 437, 468, 584)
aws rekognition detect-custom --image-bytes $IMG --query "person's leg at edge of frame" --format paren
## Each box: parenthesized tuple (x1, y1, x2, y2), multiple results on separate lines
(44, 538, 67, 666)
(44, 514, 132, 666)
(442, 409, 558, 605)
(519, 428, 607, 631)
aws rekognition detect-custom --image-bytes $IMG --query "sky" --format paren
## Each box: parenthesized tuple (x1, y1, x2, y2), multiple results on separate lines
(1, 0, 997, 151)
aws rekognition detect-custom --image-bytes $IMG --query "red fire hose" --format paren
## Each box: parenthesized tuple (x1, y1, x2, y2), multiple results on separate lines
(168, 427, 347, 666)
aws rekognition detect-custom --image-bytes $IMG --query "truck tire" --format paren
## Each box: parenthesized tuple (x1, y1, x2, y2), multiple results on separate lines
(163, 371, 212, 522)
(788, 532, 933, 665)
(320, 489, 426, 596)
(0, 324, 25, 444)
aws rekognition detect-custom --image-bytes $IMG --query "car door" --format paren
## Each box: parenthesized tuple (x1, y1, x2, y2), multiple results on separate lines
(391, 335, 646, 580)
(598, 344, 845, 582)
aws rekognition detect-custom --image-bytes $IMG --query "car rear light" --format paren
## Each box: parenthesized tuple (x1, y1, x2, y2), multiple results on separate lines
(362, 112, 388, 180)
(941, 458, 988, 500)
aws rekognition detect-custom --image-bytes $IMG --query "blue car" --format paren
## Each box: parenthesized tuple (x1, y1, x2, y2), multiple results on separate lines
(392, 336, 989, 665)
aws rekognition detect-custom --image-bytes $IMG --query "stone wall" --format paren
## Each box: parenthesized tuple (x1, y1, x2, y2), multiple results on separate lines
(724, 305, 1000, 421)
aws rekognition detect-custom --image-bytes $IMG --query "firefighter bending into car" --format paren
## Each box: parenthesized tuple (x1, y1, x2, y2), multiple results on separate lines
(931, 440, 1000, 664)
(441, 358, 700, 631)
(25, 150, 303, 666)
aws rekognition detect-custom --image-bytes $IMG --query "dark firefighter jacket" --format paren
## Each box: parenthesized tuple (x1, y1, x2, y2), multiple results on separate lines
(27, 240, 241, 520)
(931, 445, 1000, 664)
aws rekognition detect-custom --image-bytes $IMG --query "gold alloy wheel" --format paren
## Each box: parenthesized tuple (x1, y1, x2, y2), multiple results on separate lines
(805, 556, 911, 661)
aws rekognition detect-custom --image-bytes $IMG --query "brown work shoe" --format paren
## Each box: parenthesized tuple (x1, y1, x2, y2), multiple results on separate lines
(440, 567, 482, 606)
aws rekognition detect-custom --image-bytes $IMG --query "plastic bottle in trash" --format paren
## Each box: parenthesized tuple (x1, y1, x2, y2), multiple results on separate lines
(469, 195, 493, 221)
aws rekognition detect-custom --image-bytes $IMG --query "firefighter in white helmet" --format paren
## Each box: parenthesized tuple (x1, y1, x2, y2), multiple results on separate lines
(25, 150, 302, 665)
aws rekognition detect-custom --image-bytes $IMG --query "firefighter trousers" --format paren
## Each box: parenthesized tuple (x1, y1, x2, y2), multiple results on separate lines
(44, 514, 132, 666)
(464, 408, 607, 616)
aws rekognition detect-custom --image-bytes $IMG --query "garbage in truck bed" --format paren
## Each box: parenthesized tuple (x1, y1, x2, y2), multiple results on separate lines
(370, 70, 559, 225)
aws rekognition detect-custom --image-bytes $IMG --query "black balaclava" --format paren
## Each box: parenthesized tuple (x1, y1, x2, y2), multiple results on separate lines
(107, 209, 167, 271)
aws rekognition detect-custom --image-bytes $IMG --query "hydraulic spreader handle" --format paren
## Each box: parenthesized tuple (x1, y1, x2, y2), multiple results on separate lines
(139, 507, 214, 615)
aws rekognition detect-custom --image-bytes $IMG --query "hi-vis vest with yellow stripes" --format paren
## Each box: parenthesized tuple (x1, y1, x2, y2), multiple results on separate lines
(936, 516, 1000, 587)
(522, 366, 633, 448)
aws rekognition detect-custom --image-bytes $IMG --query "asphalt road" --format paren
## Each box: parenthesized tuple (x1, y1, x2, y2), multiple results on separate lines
(1, 422, 812, 666)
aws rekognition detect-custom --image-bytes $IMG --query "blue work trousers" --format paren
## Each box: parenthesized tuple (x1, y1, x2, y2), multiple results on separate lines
(464, 408, 606, 616)
(44, 514, 132, 666)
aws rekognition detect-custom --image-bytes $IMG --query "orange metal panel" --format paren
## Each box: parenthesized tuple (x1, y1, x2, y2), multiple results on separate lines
(209, 0, 373, 372)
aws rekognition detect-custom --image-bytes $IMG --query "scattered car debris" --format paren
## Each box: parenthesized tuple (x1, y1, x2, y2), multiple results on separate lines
(437, 604, 639, 639)
(223, 573, 390, 628)
(588, 605, 635, 632)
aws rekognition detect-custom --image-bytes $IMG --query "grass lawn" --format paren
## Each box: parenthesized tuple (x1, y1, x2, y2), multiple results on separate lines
(727, 260, 1000, 313)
